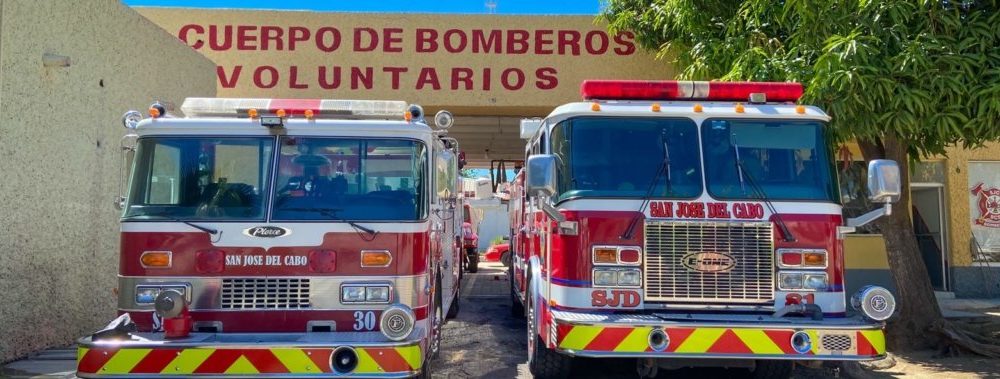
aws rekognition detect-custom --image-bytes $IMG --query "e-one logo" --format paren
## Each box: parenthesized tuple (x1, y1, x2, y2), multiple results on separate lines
(243, 226, 290, 238)
(681, 252, 736, 273)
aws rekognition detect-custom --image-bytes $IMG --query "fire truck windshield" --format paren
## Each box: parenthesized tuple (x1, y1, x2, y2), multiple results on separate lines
(550, 117, 703, 201)
(271, 137, 426, 221)
(702, 119, 836, 202)
(124, 137, 274, 220)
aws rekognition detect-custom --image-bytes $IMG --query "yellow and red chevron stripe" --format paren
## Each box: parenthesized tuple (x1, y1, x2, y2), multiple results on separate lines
(77, 345, 422, 376)
(556, 324, 885, 357)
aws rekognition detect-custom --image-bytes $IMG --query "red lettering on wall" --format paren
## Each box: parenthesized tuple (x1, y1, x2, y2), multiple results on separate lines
(416, 67, 441, 90)
(217, 66, 242, 88)
(481, 67, 492, 91)
(260, 26, 284, 50)
(288, 66, 307, 89)
(178, 24, 205, 49)
(253, 66, 278, 88)
(533, 29, 554, 54)
(351, 67, 374, 89)
(677, 202, 706, 219)
(415, 29, 438, 52)
(506, 30, 529, 54)
(236, 25, 258, 50)
(451, 68, 473, 90)
(289, 26, 310, 51)
(707, 202, 732, 219)
(613, 31, 636, 55)
(443, 29, 468, 53)
(535, 67, 558, 90)
(353, 27, 378, 52)
(501, 68, 525, 90)
(383, 67, 408, 89)
(314, 27, 341, 52)
(318, 66, 341, 89)
(557, 30, 580, 55)
(650, 201, 674, 218)
(208, 25, 233, 50)
(585, 31, 609, 55)
(472, 30, 501, 53)
(383, 28, 403, 52)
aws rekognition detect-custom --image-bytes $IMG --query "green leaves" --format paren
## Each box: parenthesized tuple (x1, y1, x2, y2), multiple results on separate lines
(602, 0, 1000, 159)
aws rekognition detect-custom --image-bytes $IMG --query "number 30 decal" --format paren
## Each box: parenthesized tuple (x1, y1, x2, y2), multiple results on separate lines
(353, 311, 376, 331)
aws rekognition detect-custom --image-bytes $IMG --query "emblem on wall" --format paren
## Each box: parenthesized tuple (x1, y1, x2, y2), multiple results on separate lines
(971, 183, 1000, 228)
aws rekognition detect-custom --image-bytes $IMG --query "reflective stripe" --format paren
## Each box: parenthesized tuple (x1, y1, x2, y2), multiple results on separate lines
(860, 329, 886, 354)
(675, 328, 726, 353)
(559, 325, 603, 350)
(102, 348, 151, 374)
(223, 356, 259, 375)
(614, 327, 651, 352)
(396, 345, 423, 369)
(163, 348, 214, 374)
(271, 348, 321, 373)
(354, 349, 382, 373)
(732, 329, 784, 355)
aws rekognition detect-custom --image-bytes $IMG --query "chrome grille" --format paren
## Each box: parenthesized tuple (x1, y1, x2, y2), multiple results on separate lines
(644, 220, 774, 303)
(221, 278, 311, 309)
(821, 334, 853, 351)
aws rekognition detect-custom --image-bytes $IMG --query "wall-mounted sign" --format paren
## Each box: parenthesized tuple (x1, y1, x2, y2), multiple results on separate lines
(969, 162, 1000, 257)
(135, 8, 674, 112)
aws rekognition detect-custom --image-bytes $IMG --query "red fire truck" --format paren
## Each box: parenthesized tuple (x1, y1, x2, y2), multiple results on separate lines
(508, 80, 901, 378)
(76, 98, 465, 378)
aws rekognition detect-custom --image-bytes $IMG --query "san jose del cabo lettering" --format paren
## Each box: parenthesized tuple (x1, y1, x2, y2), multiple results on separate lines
(225, 254, 308, 267)
(649, 201, 765, 220)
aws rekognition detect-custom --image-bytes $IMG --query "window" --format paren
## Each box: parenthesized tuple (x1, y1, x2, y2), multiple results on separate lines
(125, 137, 273, 220)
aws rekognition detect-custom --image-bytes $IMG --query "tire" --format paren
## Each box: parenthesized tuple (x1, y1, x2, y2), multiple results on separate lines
(500, 251, 511, 267)
(750, 360, 793, 379)
(526, 277, 572, 379)
(428, 277, 444, 360)
(466, 248, 479, 273)
(509, 258, 524, 318)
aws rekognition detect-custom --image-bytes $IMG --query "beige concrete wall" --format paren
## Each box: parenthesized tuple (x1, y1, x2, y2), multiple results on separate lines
(0, 0, 216, 362)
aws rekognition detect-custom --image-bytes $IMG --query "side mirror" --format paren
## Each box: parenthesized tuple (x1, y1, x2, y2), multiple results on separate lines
(867, 159, 901, 203)
(115, 135, 138, 210)
(526, 154, 557, 198)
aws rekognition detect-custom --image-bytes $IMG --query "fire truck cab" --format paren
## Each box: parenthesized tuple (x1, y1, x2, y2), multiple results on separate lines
(76, 98, 464, 378)
(509, 81, 901, 378)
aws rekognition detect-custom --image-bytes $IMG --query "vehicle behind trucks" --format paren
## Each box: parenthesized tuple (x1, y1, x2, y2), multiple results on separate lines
(77, 98, 465, 378)
(508, 80, 902, 379)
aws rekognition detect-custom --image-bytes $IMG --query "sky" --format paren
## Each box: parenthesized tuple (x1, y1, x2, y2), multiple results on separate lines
(123, 0, 602, 15)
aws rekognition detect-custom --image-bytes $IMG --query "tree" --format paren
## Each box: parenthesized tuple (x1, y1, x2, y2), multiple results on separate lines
(602, 0, 1000, 352)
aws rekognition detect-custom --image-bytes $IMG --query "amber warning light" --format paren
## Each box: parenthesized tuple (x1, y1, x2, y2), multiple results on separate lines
(580, 80, 803, 102)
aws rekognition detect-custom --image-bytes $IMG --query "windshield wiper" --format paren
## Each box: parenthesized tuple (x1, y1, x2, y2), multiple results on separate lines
(621, 134, 671, 240)
(281, 207, 379, 241)
(129, 211, 219, 235)
(730, 134, 796, 242)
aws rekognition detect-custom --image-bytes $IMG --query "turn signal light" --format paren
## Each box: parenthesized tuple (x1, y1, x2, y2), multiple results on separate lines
(361, 250, 392, 267)
(803, 252, 827, 266)
(140, 251, 172, 268)
(619, 248, 641, 264)
(593, 247, 617, 264)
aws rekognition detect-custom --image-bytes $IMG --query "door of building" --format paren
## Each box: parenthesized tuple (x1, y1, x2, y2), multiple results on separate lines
(912, 184, 948, 291)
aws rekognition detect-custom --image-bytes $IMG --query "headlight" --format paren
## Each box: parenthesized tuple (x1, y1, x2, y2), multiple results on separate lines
(380, 305, 415, 341)
(593, 269, 617, 286)
(342, 286, 367, 303)
(617, 269, 642, 286)
(135, 285, 187, 305)
(341, 283, 392, 304)
(593, 268, 641, 287)
(366, 286, 390, 302)
(778, 272, 827, 291)
(803, 273, 828, 290)
(778, 272, 804, 291)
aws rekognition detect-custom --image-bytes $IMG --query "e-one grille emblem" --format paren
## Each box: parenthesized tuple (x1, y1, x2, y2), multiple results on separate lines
(681, 252, 736, 273)
(244, 226, 290, 238)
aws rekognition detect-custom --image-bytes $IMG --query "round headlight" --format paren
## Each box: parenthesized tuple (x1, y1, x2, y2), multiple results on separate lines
(122, 110, 143, 129)
(851, 285, 896, 321)
(434, 110, 454, 129)
(380, 305, 415, 341)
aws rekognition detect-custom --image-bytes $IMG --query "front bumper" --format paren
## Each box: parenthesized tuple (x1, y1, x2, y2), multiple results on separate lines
(552, 310, 885, 361)
(76, 329, 425, 378)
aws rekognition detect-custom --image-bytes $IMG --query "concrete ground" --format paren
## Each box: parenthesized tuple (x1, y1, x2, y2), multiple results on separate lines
(5, 262, 1000, 378)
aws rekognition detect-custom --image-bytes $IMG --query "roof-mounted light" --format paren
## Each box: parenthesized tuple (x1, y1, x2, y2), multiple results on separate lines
(580, 80, 803, 102)
(180, 98, 409, 120)
(520, 118, 543, 140)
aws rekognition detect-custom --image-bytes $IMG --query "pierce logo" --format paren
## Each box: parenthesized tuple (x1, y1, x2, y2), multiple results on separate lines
(971, 183, 1000, 228)
(244, 226, 290, 238)
(681, 252, 736, 273)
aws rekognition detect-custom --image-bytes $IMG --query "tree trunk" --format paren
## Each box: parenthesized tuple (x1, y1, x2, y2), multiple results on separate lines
(858, 136, 944, 351)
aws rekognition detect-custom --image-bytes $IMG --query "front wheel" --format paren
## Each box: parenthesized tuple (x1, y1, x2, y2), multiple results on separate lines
(466, 248, 479, 273)
(527, 285, 571, 379)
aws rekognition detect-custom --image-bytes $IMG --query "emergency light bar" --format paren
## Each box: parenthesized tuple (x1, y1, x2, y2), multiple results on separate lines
(580, 80, 803, 102)
(180, 98, 409, 119)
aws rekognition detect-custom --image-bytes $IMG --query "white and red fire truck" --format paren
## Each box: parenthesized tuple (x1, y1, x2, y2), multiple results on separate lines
(76, 98, 465, 378)
(508, 80, 901, 378)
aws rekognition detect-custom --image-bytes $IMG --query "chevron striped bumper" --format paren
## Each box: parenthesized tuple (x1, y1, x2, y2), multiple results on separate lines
(552, 310, 885, 360)
(76, 331, 425, 378)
